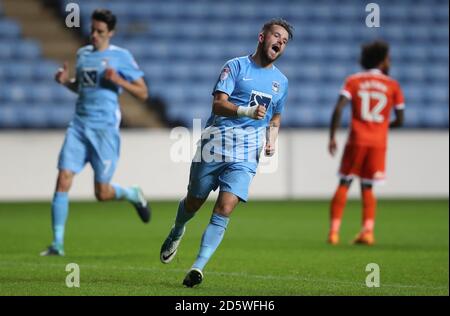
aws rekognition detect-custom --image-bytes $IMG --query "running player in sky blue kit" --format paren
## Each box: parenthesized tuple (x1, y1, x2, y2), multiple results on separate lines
(160, 19, 293, 287)
(40, 9, 150, 256)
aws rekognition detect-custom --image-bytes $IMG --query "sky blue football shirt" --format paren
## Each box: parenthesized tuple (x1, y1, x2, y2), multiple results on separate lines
(73, 44, 144, 129)
(199, 55, 288, 163)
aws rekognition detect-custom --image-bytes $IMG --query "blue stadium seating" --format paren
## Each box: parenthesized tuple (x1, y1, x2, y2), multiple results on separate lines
(0, 0, 448, 128)
(65, 0, 448, 129)
(401, 104, 424, 128)
(0, 9, 75, 128)
(0, 40, 41, 60)
(0, 19, 21, 38)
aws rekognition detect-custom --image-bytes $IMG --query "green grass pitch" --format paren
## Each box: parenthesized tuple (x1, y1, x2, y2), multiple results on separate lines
(0, 199, 448, 296)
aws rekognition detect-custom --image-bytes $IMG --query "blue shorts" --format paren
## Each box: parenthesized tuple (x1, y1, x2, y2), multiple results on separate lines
(57, 123, 120, 183)
(187, 161, 256, 202)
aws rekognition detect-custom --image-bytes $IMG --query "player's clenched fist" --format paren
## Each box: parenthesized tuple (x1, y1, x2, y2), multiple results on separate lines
(328, 138, 337, 156)
(104, 68, 123, 85)
(265, 142, 275, 156)
(237, 104, 266, 120)
(55, 61, 69, 85)
(254, 105, 267, 120)
(265, 124, 279, 156)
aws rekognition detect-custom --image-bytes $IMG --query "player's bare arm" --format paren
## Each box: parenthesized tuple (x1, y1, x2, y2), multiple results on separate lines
(104, 68, 148, 101)
(212, 91, 266, 119)
(329, 95, 349, 156)
(55, 61, 78, 93)
(389, 109, 404, 128)
(265, 113, 281, 156)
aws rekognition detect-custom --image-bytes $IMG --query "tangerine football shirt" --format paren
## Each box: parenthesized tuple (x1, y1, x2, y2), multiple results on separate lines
(340, 69, 405, 148)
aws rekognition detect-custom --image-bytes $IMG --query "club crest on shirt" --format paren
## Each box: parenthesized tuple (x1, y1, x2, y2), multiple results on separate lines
(220, 67, 230, 81)
(101, 58, 109, 67)
(272, 81, 280, 93)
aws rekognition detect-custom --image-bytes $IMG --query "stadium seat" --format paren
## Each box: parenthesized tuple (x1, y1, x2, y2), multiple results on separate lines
(426, 65, 449, 83)
(424, 85, 449, 104)
(422, 106, 449, 128)
(0, 104, 22, 128)
(0, 40, 41, 60)
(0, 19, 21, 38)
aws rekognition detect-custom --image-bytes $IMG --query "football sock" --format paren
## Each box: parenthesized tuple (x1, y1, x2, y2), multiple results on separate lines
(112, 184, 139, 204)
(192, 213, 230, 271)
(330, 184, 349, 234)
(362, 187, 376, 233)
(171, 198, 195, 239)
(51, 192, 69, 248)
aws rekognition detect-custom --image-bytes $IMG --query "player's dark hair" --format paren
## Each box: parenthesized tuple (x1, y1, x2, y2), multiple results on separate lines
(262, 18, 294, 40)
(92, 9, 116, 31)
(360, 40, 389, 69)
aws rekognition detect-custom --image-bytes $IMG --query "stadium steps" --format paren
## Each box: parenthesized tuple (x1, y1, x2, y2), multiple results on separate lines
(1, 0, 79, 62)
(1, 0, 164, 128)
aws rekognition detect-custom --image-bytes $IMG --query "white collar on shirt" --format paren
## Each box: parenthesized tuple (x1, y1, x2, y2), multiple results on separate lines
(368, 68, 383, 74)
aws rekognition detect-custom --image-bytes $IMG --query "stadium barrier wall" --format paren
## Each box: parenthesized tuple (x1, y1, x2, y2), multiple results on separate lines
(0, 130, 448, 200)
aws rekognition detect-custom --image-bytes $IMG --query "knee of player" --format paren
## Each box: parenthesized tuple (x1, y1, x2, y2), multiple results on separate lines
(214, 204, 234, 217)
(56, 182, 71, 192)
(56, 173, 73, 192)
(185, 196, 205, 213)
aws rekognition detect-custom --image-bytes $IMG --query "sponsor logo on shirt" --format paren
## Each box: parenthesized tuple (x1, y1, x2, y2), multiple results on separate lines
(249, 90, 272, 108)
(81, 68, 98, 87)
(101, 58, 109, 67)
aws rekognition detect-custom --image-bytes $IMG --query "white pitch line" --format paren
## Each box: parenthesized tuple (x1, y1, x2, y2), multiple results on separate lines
(0, 260, 448, 292)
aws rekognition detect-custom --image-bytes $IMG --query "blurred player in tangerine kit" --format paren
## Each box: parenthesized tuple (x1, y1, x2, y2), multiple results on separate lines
(328, 40, 405, 245)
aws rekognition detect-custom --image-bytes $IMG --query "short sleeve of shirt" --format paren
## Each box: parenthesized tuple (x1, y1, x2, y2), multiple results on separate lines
(213, 59, 240, 96)
(274, 81, 288, 114)
(340, 77, 353, 100)
(118, 50, 144, 82)
(393, 81, 405, 110)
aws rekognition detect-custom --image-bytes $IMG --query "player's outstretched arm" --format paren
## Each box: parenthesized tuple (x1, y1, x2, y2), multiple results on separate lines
(265, 114, 281, 156)
(389, 109, 404, 128)
(212, 91, 266, 119)
(104, 68, 148, 101)
(55, 61, 78, 93)
(329, 95, 349, 156)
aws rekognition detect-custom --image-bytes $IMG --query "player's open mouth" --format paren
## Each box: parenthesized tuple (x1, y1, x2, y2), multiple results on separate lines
(271, 45, 280, 53)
